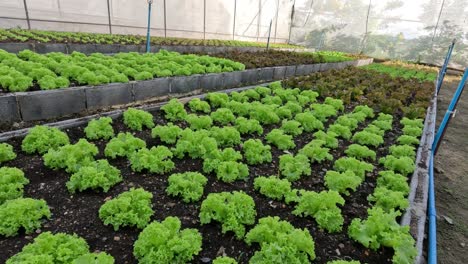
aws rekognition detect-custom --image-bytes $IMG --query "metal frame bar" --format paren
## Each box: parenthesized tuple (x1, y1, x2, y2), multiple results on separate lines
(22, 0, 31, 29)
(106, 0, 112, 34)
(433, 68, 468, 155)
(436, 39, 456, 94)
(233, 0, 237, 40)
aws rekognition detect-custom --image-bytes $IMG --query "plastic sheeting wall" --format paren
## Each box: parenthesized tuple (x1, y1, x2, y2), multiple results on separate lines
(290, 0, 468, 67)
(0, 0, 291, 43)
(1, 0, 466, 67)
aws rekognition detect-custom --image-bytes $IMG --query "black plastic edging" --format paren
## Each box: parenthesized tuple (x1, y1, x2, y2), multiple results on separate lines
(401, 82, 437, 264)
(0, 82, 275, 142)
(0, 58, 373, 124)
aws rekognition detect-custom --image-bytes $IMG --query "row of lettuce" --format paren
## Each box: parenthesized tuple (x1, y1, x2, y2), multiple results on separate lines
(0, 49, 245, 91)
(0, 28, 302, 49)
(0, 82, 424, 263)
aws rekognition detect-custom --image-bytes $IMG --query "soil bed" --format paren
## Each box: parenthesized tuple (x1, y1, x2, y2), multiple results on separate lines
(0, 98, 403, 263)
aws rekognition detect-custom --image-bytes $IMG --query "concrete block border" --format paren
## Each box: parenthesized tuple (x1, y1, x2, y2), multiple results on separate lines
(0, 58, 373, 123)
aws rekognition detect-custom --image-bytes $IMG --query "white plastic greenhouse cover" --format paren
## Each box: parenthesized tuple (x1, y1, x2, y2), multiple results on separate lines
(0, 0, 467, 67)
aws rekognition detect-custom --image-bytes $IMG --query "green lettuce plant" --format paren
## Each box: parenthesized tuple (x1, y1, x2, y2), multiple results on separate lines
(151, 123, 182, 144)
(294, 112, 324, 132)
(133, 216, 202, 264)
(334, 157, 374, 179)
(161, 99, 187, 121)
(345, 144, 376, 161)
(293, 190, 345, 232)
(352, 131, 384, 147)
(188, 98, 211, 113)
(66, 159, 122, 193)
(166, 172, 208, 202)
(21, 125, 69, 154)
(266, 129, 295, 150)
(209, 126, 241, 147)
(234, 117, 263, 135)
(254, 176, 292, 201)
(281, 120, 303, 136)
(298, 140, 333, 163)
(0, 143, 16, 163)
(0, 167, 29, 204)
(0, 198, 51, 237)
(123, 108, 155, 131)
(129, 146, 174, 174)
(99, 188, 153, 230)
(185, 114, 213, 130)
(43, 139, 98, 173)
(279, 154, 311, 181)
(324, 170, 362, 195)
(245, 216, 316, 263)
(199, 191, 256, 239)
(210, 108, 236, 125)
(242, 139, 272, 165)
(104, 132, 146, 158)
(84, 117, 114, 140)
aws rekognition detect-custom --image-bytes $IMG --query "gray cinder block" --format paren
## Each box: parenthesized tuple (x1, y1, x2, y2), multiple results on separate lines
(0, 94, 20, 124)
(133, 78, 171, 101)
(17, 88, 86, 121)
(200, 73, 224, 91)
(170, 75, 200, 94)
(85, 83, 133, 110)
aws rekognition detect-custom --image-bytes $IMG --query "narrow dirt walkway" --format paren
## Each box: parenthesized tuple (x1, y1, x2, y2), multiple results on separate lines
(434, 77, 468, 264)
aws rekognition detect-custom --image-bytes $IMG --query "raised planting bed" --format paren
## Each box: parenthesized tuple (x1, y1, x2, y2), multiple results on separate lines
(0, 48, 373, 124)
(189, 50, 361, 69)
(0, 28, 302, 54)
(0, 68, 433, 263)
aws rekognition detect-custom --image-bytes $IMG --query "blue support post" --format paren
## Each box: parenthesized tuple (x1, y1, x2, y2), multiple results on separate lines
(436, 39, 455, 94)
(433, 68, 468, 154)
(428, 152, 437, 264)
(146, 0, 153, 53)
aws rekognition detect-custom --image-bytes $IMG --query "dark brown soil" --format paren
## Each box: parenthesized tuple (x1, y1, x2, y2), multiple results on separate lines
(0, 98, 402, 263)
(433, 78, 468, 264)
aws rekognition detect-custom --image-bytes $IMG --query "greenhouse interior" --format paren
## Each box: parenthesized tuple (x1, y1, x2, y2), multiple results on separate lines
(0, 0, 466, 264)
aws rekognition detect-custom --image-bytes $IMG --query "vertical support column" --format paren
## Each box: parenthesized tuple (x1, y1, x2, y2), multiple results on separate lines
(163, 0, 167, 38)
(433, 68, 468, 155)
(360, 0, 372, 54)
(22, 0, 31, 30)
(106, 0, 112, 34)
(233, 0, 237, 40)
(273, 0, 279, 43)
(146, 0, 153, 53)
(436, 39, 456, 94)
(288, 0, 295, 44)
(266, 20, 272, 50)
(257, 0, 261, 42)
(203, 0, 206, 40)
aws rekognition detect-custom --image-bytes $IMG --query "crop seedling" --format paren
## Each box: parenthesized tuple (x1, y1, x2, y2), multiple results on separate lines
(352, 131, 384, 147)
(368, 187, 409, 212)
(292, 190, 345, 232)
(123, 108, 155, 131)
(249, 103, 280, 125)
(105, 132, 146, 158)
(298, 140, 333, 164)
(266, 129, 295, 150)
(185, 114, 213, 130)
(166, 172, 208, 202)
(280, 120, 303, 136)
(21, 125, 69, 154)
(213, 256, 238, 264)
(324, 170, 362, 195)
(188, 98, 211, 113)
(199, 191, 256, 239)
(66, 159, 122, 193)
(173, 129, 218, 159)
(6, 232, 114, 263)
(161, 99, 188, 121)
(253, 176, 292, 201)
(313, 130, 339, 149)
(389, 145, 416, 160)
(234, 117, 263, 135)
(133, 216, 202, 264)
(345, 144, 376, 161)
(279, 154, 311, 181)
(334, 157, 374, 179)
(295, 112, 324, 132)
(0, 198, 51, 237)
(129, 146, 174, 174)
(377, 171, 410, 194)
(379, 155, 415, 176)
(43, 139, 98, 173)
(328, 124, 352, 140)
(84, 117, 114, 140)
(245, 216, 316, 263)
(0, 167, 29, 204)
(99, 188, 153, 230)
(151, 123, 182, 144)
(206, 92, 229, 108)
(210, 108, 236, 125)
(210, 126, 241, 147)
(310, 103, 337, 121)
(242, 139, 272, 165)
(0, 143, 16, 163)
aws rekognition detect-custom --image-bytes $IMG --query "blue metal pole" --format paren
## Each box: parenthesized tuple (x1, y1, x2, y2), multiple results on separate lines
(146, 1, 152, 53)
(436, 39, 455, 94)
(433, 68, 468, 154)
(428, 152, 437, 264)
